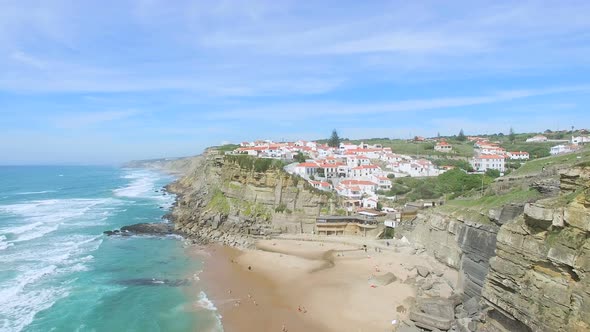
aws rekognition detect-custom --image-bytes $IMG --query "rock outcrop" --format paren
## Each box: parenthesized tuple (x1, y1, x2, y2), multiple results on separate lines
(104, 223, 176, 236)
(480, 166, 590, 332)
(396, 210, 500, 302)
(166, 149, 331, 248)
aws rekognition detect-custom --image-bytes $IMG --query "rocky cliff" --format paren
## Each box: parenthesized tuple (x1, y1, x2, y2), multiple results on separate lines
(166, 149, 331, 247)
(480, 166, 590, 332)
(398, 165, 590, 332)
(397, 208, 501, 303)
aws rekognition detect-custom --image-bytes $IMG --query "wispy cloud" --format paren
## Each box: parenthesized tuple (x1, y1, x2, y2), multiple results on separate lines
(53, 110, 141, 129)
(207, 85, 590, 121)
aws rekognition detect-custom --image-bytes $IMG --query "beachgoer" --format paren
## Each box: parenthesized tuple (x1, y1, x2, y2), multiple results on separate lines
(386, 241, 390, 247)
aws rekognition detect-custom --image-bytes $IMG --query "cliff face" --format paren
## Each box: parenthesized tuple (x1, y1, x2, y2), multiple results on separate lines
(481, 167, 590, 332)
(167, 149, 330, 247)
(397, 210, 501, 302)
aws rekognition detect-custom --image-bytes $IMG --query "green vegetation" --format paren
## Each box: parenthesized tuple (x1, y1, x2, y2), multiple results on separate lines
(224, 154, 286, 172)
(215, 144, 240, 153)
(381, 227, 395, 239)
(207, 189, 230, 214)
(432, 158, 473, 171)
(243, 201, 272, 221)
(338, 138, 474, 158)
(510, 148, 590, 176)
(500, 142, 552, 158)
(485, 169, 501, 178)
(457, 129, 466, 141)
(294, 152, 309, 163)
(328, 129, 341, 147)
(444, 188, 541, 211)
(508, 127, 516, 143)
(380, 169, 494, 201)
(274, 203, 292, 214)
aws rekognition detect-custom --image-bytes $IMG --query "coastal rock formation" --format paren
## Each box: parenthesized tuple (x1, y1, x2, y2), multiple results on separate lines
(104, 222, 176, 236)
(166, 149, 330, 248)
(396, 210, 501, 302)
(480, 166, 590, 332)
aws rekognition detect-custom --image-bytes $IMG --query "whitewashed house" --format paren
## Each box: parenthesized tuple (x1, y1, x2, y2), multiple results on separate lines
(526, 135, 548, 142)
(507, 151, 530, 160)
(550, 144, 579, 155)
(294, 162, 319, 177)
(572, 136, 590, 146)
(351, 165, 381, 178)
(470, 155, 505, 172)
(434, 141, 452, 152)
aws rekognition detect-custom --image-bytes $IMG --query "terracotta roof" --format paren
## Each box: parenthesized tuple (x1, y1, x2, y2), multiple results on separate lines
(475, 155, 505, 159)
(352, 165, 380, 170)
(297, 162, 319, 167)
(341, 180, 377, 186)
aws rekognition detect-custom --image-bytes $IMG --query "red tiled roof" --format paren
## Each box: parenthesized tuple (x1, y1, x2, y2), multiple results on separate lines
(352, 165, 380, 170)
(297, 162, 319, 167)
(341, 180, 377, 186)
(475, 155, 505, 159)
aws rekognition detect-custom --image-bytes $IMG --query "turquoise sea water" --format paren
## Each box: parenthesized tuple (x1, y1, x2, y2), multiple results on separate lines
(0, 166, 221, 332)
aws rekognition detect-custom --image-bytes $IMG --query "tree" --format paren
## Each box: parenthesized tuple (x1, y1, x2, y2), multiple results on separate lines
(328, 129, 340, 147)
(509, 127, 515, 143)
(294, 152, 307, 163)
(457, 129, 466, 141)
(485, 169, 501, 178)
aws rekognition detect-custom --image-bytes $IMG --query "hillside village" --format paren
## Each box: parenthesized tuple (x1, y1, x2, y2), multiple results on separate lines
(229, 131, 590, 214)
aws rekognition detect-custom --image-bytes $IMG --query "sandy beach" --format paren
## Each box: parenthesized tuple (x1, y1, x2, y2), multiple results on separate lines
(195, 237, 458, 332)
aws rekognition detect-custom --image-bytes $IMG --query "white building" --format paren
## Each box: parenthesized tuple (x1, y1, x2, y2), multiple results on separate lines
(572, 136, 590, 146)
(434, 141, 452, 153)
(294, 162, 319, 177)
(526, 135, 548, 142)
(370, 175, 392, 190)
(350, 165, 381, 178)
(309, 180, 332, 191)
(470, 155, 505, 172)
(361, 197, 378, 209)
(339, 180, 378, 195)
(507, 151, 530, 160)
(550, 144, 579, 155)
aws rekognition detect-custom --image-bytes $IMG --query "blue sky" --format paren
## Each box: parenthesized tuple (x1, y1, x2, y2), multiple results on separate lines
(1, 0, 589, 164)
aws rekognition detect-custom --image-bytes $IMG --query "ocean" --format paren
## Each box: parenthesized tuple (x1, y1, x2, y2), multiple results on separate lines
(0, 166, 221, 332)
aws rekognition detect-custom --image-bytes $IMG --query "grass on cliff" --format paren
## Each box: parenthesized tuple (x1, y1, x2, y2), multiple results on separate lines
(207, 189, 230, 215)
(510, 147, 590, 176)
(444, 188, 541, 211)
(329, 138, 475, 158)
(224, 154, 286, 172)
(215, 144, 240, 153)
